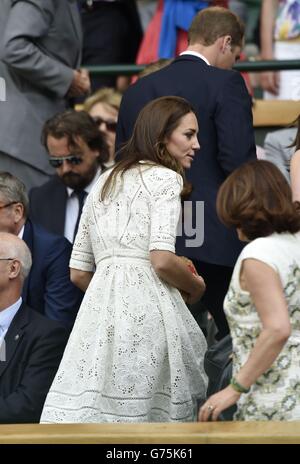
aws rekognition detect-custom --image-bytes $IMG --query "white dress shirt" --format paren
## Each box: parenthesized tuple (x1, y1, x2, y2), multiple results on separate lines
(0, 297, 22, 340)
(180, 50, 210, 66)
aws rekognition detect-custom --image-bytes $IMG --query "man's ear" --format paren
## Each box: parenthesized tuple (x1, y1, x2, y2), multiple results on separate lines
(221, 35, 232, 52)
(8, 259, 21, 280)
(12, 203, 24, 224)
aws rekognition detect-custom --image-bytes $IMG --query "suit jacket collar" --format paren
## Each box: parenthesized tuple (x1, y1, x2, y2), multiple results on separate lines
(179, 51, 210, 65)
(0, 302, 30, 378)
(45, 177, 68, 236)
(174, 54, 209, 66)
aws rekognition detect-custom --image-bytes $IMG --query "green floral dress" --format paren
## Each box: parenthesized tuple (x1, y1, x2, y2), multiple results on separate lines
(224, 232, 300, 421)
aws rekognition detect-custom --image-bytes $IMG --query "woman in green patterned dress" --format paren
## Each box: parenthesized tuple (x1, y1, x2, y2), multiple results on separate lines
(199, 159, 300, 421)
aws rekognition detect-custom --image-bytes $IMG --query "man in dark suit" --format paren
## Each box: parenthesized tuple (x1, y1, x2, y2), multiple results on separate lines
(0, 232, 68, 423)
(116, 7, 257, 339)
(29, 110, 108, 242)
(0, 171, 82, 329)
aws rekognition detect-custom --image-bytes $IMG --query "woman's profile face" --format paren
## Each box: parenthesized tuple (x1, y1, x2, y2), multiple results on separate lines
(165, 112, 200, 169)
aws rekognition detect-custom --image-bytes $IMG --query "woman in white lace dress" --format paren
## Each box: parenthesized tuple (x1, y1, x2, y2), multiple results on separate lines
(199, 160, 300, 421)
(41, 96, 208, 423)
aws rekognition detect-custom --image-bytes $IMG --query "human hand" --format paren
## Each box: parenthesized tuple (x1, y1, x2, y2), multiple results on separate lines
(185, 275, 206, 305)
(198, 386, 240, 421)
(178, 256, 198, 275)
(260, 71, 280, 95)
(67, 68, 91, 97)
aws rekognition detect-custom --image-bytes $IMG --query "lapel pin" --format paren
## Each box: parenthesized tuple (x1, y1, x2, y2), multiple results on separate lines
(14, 334, 20, 341)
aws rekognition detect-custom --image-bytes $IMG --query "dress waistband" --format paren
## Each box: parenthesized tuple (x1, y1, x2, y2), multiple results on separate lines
(95, 248, 149, 265)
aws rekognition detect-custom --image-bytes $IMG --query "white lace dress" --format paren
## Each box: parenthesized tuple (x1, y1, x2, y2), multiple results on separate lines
(40, 163, 208, 423)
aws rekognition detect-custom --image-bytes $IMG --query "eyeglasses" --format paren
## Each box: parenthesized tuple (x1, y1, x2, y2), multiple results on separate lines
(48, 155, 83, 168)
(0, 258, 15, 261)
(92, 116, 117, 132)
(0, 201, 18, 210)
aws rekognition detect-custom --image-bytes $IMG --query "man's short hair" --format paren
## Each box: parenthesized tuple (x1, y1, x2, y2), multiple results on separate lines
(0, 172, 29, 218)
(188, 6, 245, 48)
(42, 110, 109, 164)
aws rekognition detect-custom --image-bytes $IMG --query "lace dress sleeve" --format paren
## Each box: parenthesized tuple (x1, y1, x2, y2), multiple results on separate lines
(149, 170, 183, 253)
(69, 193, 95, 272)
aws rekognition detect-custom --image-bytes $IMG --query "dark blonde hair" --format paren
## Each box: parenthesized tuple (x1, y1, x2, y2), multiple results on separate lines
(188, 6, 244, 48)
(138, 59, 173, 79)
(217, 160, 300, 240)
(83, 87, 122, 113)
(101, 96, 197, 200)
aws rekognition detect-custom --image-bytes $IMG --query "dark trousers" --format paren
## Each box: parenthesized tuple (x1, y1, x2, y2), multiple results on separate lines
(193, 260, 233, 341)
(81, 3, 133, 90)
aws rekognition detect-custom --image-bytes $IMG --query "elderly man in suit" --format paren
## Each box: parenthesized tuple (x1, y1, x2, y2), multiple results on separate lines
(0, 0, 90, 190)
(0, 232, 68, 423)
(116, 6, 256, 340)
(264, 127, 297, 183)
(0, 171, 82, 328)
(29, 110, 108, 243)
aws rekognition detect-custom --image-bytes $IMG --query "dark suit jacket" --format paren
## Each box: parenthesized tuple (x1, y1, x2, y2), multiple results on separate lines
(22, 219, 83, 328)
(29, 176, 68, 237)
(0, 302, 68, 423)
(116, 55, 257, 267)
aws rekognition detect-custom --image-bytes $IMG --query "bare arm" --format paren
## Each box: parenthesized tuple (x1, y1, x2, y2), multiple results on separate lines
(70, 268, 93, 292)
(199, 258, 290, 421)
(150, 250, 205, 304)
(260, 0, 280, 95)
(290, 150, 300, 201)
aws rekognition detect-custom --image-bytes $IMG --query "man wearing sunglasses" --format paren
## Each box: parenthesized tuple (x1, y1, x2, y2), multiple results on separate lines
(29, 110, 108, 243)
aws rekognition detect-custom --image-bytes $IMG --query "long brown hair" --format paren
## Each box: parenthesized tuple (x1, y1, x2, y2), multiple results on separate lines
(217, 160, 300, 240)
(101, 96, 197, 200)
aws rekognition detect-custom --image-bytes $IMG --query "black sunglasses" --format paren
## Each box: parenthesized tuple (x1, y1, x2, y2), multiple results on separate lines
(92, 116, 117, 132)
(48, 155, 83, 168)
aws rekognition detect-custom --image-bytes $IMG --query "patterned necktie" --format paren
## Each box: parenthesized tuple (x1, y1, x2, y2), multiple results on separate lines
(73, 190, 87, 242)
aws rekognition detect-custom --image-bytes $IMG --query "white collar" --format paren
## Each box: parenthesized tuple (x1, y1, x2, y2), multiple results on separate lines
(180, 51, 210, 66)
(18, 225, 25, 239)
(0, 297, 22, 333)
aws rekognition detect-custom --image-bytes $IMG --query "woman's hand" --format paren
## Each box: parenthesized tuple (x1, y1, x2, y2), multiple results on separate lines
(185, 275, 206, 304)
(198, 386, 241, 421)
